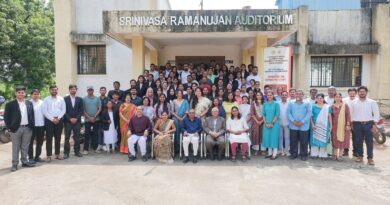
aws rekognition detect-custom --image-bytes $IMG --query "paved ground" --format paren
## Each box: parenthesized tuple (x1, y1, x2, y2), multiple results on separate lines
(1, 137, 390, 205)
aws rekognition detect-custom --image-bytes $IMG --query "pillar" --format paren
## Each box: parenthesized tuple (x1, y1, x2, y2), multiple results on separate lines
(371, 4, 390, 100)
(295, 6, 309, 91)
(54, 0, 77, 95)
(150, 49, 158, 67)
(241, 49, 250, 66)
(131, 35, 145, 80)
(254, 35, 268, 88)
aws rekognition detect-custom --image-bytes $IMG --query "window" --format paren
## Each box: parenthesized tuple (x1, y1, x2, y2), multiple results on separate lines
(77, 45, 106, 74)
(310, 56, 361, 87)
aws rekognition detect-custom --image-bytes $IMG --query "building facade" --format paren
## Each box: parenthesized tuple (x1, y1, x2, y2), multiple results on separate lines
(54, 0, 390, 104)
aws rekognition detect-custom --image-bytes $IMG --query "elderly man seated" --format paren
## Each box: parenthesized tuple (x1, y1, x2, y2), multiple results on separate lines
(204, 107, 226, 161)
(182, 109, 203, 164)
(127, 106, 152, 162)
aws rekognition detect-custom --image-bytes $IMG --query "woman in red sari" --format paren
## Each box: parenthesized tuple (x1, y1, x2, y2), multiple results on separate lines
(119, 95, 136, 153)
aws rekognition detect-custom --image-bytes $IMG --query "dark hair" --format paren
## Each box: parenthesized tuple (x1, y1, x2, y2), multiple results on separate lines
(112, 91, 119, 96)
(347, 88, 357, 93)
(100, 86, 106, 90)
(357, 86, 368, 92)
(241, 96, 249, 104)
(224, 92, 235, 103)
(31, 89, 40, 94)
(113, 81, 120, 85)
(142, 96, 151, 106)
(231, 106, 241, 120)
(156, 94, 169, 118)
(49, 85, 57, 90)
(68, 84, 77, 90)
(315, 93, 326, 104)
(15, 86, 26, 92)
(192, 88, 203, 109)
(254, 91, 264, 104)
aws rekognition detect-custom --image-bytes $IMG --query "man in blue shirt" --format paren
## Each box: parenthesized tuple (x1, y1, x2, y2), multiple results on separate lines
(287, 89, 312, 161)
(182, 109, 203, 163)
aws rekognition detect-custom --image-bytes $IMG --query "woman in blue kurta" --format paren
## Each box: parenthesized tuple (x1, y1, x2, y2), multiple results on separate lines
(310, 93, 332, 159)
(262, 91, 280, 160)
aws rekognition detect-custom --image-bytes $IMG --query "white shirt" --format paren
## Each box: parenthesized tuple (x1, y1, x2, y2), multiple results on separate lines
(304, 97, 316, 104)
(70, 95, 76, 108)
(278, 101, 289, 126)
(246, 73, 261, 87)
(180, 70, 191, 84)
(150, 70, 159, 81)
(31, 99, 45, 126)
(18, 100, 28, 125)
(343, 97, 355, 109)
(350, 98, 380, 122)
(42, 95, 66, 120)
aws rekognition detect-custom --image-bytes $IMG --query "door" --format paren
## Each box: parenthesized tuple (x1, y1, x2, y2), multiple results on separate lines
(175, 56, 225, 69)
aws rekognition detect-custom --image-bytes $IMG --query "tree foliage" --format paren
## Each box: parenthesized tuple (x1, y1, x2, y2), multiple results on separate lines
(0, 0, 54, 99)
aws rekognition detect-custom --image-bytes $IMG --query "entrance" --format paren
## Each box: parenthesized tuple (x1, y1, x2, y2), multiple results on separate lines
(175, 56, 225, 68)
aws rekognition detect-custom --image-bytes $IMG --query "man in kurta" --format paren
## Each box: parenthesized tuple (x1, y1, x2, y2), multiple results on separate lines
(127, 106, 152, 162)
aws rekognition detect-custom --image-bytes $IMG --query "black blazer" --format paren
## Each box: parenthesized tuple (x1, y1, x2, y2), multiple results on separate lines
(64, 96, 84, 123)
(4, 100, 35, 132)
(100, 110, 111, 131)
(136, 83, 148, 97)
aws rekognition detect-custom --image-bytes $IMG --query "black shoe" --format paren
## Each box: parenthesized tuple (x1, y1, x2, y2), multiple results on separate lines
(63, 154, 69, 159)
(11, 165, 17, 172)
(217, 154, 223, 161)
(75, 152, 83, 157)
(142, 155, 147, 162)
(210, 154, 215, 161)
(193, 157, 198, 164)
(183, 157, 189, 163)
(289, 155, 297, 160)
(34, 157, 45, 163)
(29, 159, 36, 164)
(265, 155, 272, 159)
(301, 156, 307, 161)
(128, 156, 136, 162)
(22, 162, 35, 168)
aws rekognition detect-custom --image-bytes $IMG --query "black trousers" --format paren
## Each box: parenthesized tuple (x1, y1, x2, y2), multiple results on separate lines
(28, 126, 45, 159)
(83, 121, 99, 151)
(64, 122, 81, 155)
(45, 119, 63, 156)
(290, 130, 309, 157)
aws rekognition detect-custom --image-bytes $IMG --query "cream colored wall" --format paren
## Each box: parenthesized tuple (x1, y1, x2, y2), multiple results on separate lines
(158, 45, 241, 67)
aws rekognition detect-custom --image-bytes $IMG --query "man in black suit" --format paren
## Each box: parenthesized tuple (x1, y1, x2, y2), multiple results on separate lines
(4, 86, 35, 172)
(146, 74, 156, 89)
(63, 84, 84, 159)
(107, 81, 124, 100)
(226, 73, 238, 92)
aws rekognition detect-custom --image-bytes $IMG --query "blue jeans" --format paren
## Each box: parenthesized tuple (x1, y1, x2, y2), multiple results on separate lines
(290, 129, 309, 157)
(353, 122, 374, 159)
(84, 122, 99, 151)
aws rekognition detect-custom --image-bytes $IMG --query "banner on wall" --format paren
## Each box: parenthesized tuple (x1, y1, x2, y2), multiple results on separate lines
(263, 46, 292, 93)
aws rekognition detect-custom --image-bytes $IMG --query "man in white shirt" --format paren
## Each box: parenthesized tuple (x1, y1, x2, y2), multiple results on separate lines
(324, 86, 336, 106)
(305, 88, 318, 104)
(149, 63, 159, 81)
(246, 66, 261, 88)
(278, 91, 290, 156)
(28, 89, 45, 163)
(180, 63, 191, 85)
(42, 85, 66, 161)
(4, 86, 35, 172)
(350, 86, 380, 165)
(343, 88, 357, 157)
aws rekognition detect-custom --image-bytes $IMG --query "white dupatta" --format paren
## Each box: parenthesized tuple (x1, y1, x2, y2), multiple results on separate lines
(313, 105, 329, 143)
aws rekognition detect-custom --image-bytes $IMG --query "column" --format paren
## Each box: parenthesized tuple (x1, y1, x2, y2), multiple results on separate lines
(295, 6, 309, 91)
(254, 35, 268, 88)
(131, 35, 145, 80)
(150, 49, 158, 66)
(54, 0, 77, 95)
(241, 49, 250, 66)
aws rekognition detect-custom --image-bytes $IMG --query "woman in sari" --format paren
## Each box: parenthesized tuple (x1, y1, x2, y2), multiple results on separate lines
(249, 92, 264, 155)
(331, 93, 351, 161)
(154, 111, 176, 163)
(171, 90, 189, 152)
(192, 88, 211, 124)
(119, 95, 136, 154)
(310, 93, 333, 159)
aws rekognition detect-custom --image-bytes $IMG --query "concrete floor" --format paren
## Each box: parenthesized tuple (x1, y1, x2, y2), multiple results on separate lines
(0, 140, 390, 205)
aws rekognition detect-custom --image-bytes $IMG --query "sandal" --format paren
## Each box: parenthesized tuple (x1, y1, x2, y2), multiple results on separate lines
(242, 156, 247, 162)
(231, 156, 236, 162)
(55, 155, 63, 160)
(46, 156, 52, 163)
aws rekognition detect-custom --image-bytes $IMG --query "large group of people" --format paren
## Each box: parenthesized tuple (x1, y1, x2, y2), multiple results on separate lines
(3, 61, 381, 172)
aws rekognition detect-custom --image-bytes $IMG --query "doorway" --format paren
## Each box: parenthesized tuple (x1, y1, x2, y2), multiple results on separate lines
(175, 56, 225, 69)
